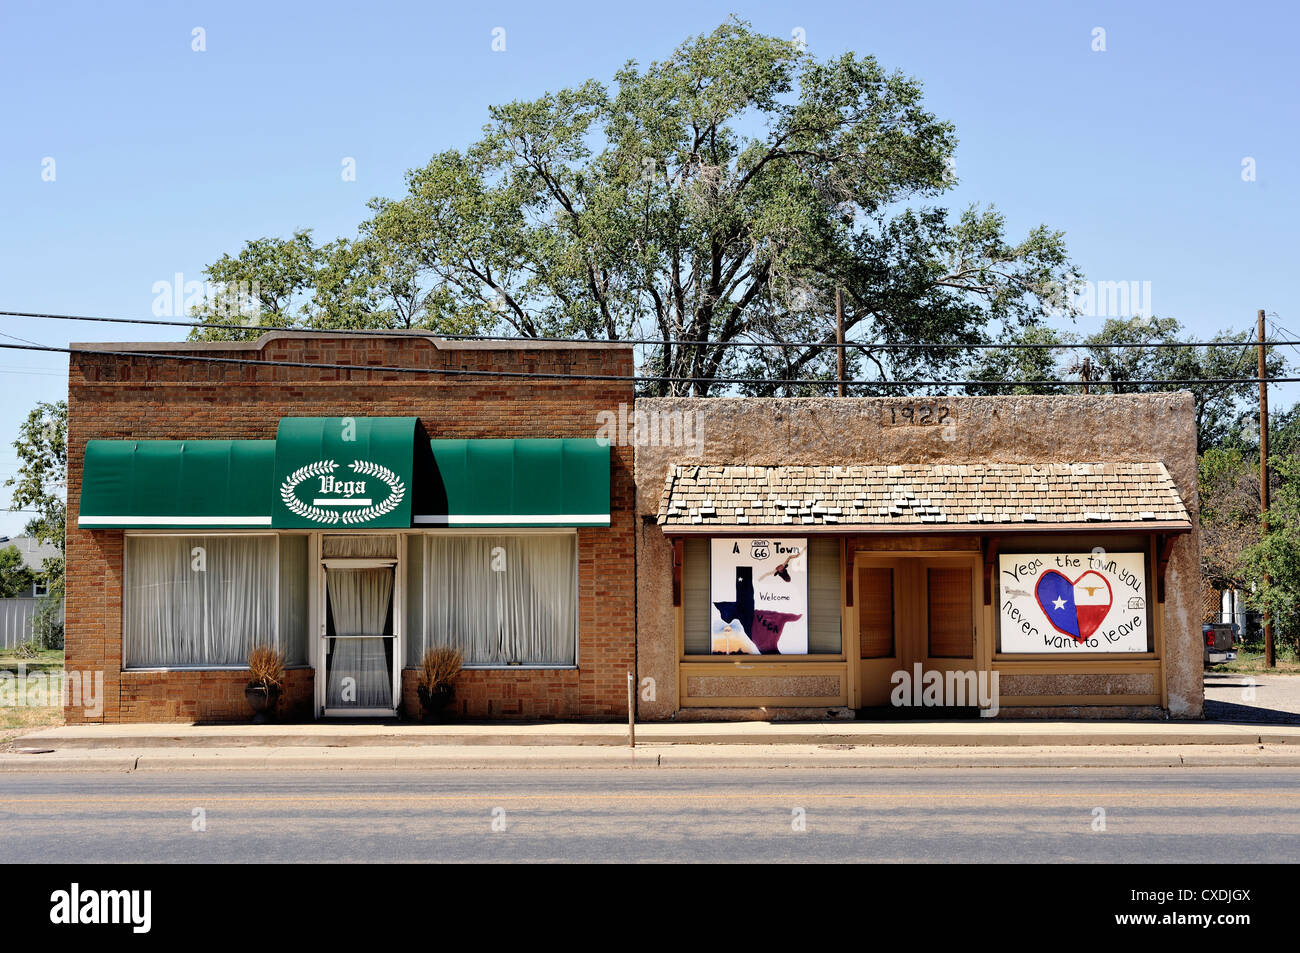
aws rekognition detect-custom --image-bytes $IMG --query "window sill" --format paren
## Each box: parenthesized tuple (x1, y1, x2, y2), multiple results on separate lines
(680, 655, 845, 663)
(123, 664, 312, 673)
(426, 664, 579, 671)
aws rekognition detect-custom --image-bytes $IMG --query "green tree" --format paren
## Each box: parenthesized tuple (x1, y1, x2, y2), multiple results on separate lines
(1080, 316, 1287, 452)
(1198, 447, 1262, 591)
(1241, 453, 1300, 654)
(5, 400, 66, 648)
(189, 19, 1078, 394)
(189, 230, 321, 340)
(0, 545, 35, 599)
(965, 324, 1075, 396)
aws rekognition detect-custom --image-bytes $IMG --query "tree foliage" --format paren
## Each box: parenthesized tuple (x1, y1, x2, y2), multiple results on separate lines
(970, 316, 1289, 452)
(6, 400, 66, 648)
(0, 546, 34, 599)
(189, 18, 1077, 395)
(1241, 454, 1300, 652)
(6, 400, 66, 568)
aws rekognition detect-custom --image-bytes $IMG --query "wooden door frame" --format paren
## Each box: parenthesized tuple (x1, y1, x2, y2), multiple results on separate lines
(851, 551, 984, 709)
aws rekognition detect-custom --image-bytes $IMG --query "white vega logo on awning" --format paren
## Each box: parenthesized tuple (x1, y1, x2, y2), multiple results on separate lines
(279, 459, 405, 525)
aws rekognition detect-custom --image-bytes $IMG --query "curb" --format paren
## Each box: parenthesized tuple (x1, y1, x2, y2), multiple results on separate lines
(15, 726, 1300, 749)
(3, 744, 1299, 773)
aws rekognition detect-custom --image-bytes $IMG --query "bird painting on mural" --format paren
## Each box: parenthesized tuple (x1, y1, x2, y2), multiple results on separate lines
(760, 558, 795, 583)
(714, 566, 803, 654)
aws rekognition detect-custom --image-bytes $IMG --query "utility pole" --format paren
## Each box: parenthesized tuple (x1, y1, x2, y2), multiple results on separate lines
(836, 288, 846, 398)
(1258, 309, 1275, 668)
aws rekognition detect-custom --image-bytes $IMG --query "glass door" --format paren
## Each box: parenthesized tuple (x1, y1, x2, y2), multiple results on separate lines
(321, 561, 398, 716)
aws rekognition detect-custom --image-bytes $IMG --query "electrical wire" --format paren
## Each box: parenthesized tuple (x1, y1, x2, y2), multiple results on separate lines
(2, 340, 1296, 390)
(0, 309, 1291, 351)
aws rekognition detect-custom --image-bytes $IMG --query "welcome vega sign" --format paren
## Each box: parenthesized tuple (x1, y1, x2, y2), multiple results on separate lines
(998, 552, 1148, 653)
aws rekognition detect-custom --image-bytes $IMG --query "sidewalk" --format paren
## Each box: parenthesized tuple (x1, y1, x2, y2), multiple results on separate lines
(12, 718, 1300, 748)
(4, 719, 1300, 772)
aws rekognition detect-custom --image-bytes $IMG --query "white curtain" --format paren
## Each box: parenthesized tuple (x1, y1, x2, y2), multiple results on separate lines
(418, 535, 576, 666)
(322, 535, 398, 559)
(326, 567, 394, 708)
(278, 535, 309, 665)
(124, 536, 276, 667)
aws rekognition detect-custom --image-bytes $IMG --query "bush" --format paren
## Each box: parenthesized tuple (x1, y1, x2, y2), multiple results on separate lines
(32, 576, 64, 651)
(13, 637, 41, 659)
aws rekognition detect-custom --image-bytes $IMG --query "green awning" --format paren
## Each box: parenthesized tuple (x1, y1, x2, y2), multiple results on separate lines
(415, 438, 610, 527)
(273, 417, 417, 529)
(78, 440, 275, 528)
(79, 421, 610, 531)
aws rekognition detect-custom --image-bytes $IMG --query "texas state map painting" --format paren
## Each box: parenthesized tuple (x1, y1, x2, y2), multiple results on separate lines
(710, 538, 808, 655)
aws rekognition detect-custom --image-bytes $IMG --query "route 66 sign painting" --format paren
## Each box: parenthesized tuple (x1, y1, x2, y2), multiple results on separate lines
(998, 552, 1148, 653)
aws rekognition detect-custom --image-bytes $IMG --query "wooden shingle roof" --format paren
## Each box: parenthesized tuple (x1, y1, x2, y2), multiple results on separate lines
(656, 462, 1191, 533)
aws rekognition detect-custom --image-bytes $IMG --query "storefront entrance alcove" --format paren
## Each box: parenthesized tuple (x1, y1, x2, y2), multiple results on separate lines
(855, 553, 982, 717)
(318, 534, 402, 718)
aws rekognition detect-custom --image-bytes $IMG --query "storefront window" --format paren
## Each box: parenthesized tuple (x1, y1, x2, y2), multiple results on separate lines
(683, 536, 841, 656)
(412, 533, 577, 667)
(997, 548, 1152, 654)
(124, 535, 278, 667)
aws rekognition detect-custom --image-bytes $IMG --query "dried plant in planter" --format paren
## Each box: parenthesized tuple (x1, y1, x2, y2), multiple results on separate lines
(247, 645, 286, 689)
(245, 645, 286, 724)
(416, 647, 462, 721)
(418, 647, 463, 693)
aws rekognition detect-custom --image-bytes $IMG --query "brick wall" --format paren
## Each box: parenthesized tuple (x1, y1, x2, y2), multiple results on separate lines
(65, 333, 637, 723)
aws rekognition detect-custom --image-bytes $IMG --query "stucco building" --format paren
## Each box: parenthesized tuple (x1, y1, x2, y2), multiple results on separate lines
(635, 395, 1201, 719)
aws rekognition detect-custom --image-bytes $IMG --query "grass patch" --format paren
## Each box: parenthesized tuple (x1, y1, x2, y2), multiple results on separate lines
(0, 648, 63, 674)
(1208, 643, 1300, 675)
(0, 704, 63, 742)
(0, 661, 66, 744)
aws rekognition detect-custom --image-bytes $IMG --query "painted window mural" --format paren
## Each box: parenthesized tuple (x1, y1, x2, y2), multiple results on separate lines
(998, 551, 1148, 653)
(710, 538, 808, 654)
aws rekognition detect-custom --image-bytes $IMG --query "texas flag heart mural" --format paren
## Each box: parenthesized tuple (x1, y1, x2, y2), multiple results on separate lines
(999, 552, 1147, 653)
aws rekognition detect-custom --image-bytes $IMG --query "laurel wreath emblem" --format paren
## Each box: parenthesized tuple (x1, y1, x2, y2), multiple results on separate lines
(341, 460, 405, 524)
(280, 460, 341, 524)
(278, 459, 406, 525)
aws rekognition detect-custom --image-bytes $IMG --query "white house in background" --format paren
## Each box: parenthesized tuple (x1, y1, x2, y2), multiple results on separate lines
(0, 534, 63, 650)
(0, 535, 58, 597)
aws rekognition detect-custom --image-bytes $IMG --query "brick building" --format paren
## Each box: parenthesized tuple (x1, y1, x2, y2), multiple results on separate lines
(66, 333, 636, 723)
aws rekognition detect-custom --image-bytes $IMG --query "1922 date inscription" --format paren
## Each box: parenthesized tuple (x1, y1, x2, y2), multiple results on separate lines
(879, 401, 955, 427)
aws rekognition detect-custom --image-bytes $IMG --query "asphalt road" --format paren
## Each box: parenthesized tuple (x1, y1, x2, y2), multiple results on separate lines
(2, 766, 1298, 862)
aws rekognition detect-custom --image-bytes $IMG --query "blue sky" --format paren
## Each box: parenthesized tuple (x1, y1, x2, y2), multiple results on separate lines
(1, 0, 1297, 535)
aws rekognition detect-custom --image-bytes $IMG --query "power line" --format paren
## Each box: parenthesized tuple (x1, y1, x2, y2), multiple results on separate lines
(1, 339, 1296, 390)
(0, 309, 1290, 351)
(1267, 313, 1300, 367)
